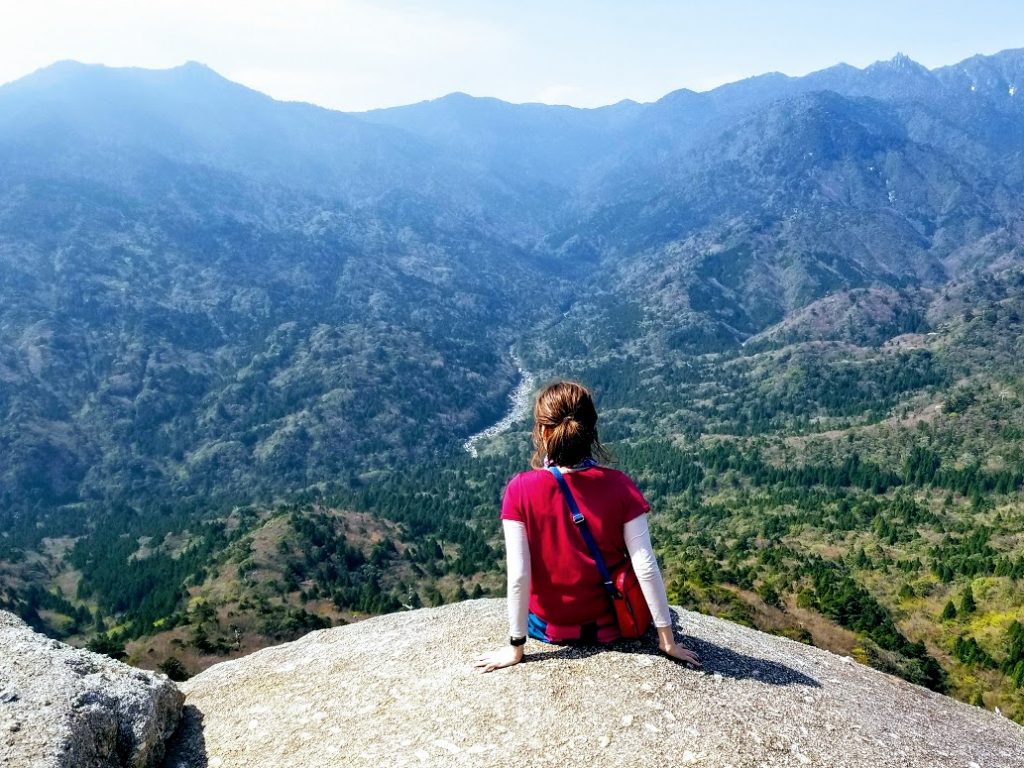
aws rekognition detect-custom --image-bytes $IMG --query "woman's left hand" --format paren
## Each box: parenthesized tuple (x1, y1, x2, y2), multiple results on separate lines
(474, 645, 524, 673)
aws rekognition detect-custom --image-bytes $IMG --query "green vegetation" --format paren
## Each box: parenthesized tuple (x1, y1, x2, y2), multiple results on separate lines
(5, 277, 1024, 718)
(158, 656, 191, 682)
(86, 634, 126, 660)
(2, 52, 1024, 725)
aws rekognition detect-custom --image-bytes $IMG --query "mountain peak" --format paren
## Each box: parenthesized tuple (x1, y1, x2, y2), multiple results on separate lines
(1, 59, 97, 91)
(177, 60, 215, 72)
(936, 47, 1024, 89)
(169, 60, 228, 81)
(868, 52, 930, 76)
(890, 52, 918, 67)
(956, 47, 1024, 67)
(2, 59, 237, 96)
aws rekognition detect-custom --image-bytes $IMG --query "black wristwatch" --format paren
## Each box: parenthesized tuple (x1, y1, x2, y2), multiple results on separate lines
(510, 635, 527, 647)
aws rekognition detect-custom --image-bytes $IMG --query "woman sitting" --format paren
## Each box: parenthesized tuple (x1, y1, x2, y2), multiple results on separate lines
(475, 380, 700, 672)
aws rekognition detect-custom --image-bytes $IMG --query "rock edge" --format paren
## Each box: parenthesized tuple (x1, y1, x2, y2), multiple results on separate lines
(0, 611, 184, 768)
(166, 599, 1024, 768)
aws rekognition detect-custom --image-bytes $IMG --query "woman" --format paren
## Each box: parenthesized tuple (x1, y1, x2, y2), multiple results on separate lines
(475, 380, 700, 672)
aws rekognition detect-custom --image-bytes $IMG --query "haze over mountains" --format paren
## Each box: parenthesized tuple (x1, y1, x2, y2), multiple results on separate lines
(3, 49, 1024, 720)
(2, 49, 1023, 518)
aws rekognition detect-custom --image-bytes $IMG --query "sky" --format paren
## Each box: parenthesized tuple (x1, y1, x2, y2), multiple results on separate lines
(1, 1, 1021, 112)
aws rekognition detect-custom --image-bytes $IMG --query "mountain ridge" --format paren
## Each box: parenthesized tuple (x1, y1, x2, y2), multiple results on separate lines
(2, 46, 1022, 515)
(10, 46, 1023, 134)
(3, 45, 1024, 722)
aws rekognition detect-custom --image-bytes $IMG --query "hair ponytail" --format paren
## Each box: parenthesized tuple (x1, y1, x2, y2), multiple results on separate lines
(530, 381, 610, 468)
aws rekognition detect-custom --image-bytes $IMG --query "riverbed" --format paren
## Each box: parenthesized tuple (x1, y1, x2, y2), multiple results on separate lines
(463, 351, 536, 458)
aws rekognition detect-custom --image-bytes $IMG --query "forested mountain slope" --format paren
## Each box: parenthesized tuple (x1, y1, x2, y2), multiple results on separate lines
(2, 50, 1024, 720)
(0, 62, 571, 522)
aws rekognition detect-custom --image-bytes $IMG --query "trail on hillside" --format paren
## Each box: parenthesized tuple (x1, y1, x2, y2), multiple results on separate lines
(463, 348, 536, 457)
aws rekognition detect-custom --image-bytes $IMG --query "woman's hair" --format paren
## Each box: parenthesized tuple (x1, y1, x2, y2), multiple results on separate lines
(530, 380, 611, 468)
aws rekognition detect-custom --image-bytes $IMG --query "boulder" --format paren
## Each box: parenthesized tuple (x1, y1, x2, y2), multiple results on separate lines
(0, 611, 183, 768)
(165, 599, 1024, 767)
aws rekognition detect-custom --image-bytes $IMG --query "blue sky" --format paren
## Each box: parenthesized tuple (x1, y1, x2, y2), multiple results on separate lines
(2, 1, 1021, 110)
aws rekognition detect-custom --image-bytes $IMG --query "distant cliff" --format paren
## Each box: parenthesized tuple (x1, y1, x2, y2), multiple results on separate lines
(164, 599, 1024, 767)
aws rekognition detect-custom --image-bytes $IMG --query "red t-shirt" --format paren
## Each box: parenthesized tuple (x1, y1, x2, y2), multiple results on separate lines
(500, 465, 650, 627)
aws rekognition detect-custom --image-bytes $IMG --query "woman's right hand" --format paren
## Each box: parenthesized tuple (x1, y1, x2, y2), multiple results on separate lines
(661, 641, 701, 666)
(657, 626, 701, 667)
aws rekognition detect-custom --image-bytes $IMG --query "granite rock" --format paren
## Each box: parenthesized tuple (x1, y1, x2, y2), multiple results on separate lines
(165, 599, 1024, 767)
(0, 611, 184, 768)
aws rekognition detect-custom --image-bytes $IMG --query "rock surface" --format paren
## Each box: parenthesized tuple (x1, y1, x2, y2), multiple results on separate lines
(0, 611, 184, 768)
(165, 599, 1023, 767)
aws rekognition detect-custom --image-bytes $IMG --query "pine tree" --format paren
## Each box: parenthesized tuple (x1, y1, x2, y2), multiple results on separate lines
(960, 584, 977, 614)
(158, 657, 190, 682)
(86, 634, 126, 660)
(941, 600, 957, 620)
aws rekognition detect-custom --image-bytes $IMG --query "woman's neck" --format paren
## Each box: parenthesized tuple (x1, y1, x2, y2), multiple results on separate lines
(545, 457, 598, 473)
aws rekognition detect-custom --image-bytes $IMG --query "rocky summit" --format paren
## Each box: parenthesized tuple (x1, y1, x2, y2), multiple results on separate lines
(164, 599, 1023, 767)
(0, 611, 183, 768)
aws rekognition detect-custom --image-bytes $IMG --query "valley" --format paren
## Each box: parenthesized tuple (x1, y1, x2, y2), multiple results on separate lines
(462, 349, 536, 458)
(2, 49, 1024, 722)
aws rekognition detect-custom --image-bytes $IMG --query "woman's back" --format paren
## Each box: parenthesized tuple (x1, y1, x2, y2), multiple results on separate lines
(501, 465, 649, 626)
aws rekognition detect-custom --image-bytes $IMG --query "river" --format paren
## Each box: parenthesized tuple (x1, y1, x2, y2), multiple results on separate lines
(462, 349, 536, 458)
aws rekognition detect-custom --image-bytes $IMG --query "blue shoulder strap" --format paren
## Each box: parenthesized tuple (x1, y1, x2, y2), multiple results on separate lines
(548, 465, 619, 599)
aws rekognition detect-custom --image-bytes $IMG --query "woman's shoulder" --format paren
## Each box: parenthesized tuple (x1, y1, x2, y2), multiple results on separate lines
(505, 468, 550, 492)
(500, 470, 551, 520)
(592, 466, 648, 504)
(592, 465, 639, 485)
(506, 465, 637, 487)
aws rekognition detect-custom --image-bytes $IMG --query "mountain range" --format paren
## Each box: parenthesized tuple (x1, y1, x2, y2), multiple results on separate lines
(2, 49, 1022, 517)
(2, 49, 1024, 719)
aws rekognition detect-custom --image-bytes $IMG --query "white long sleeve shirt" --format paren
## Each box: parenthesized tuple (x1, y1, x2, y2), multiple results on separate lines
(504, 513, 673, 639)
